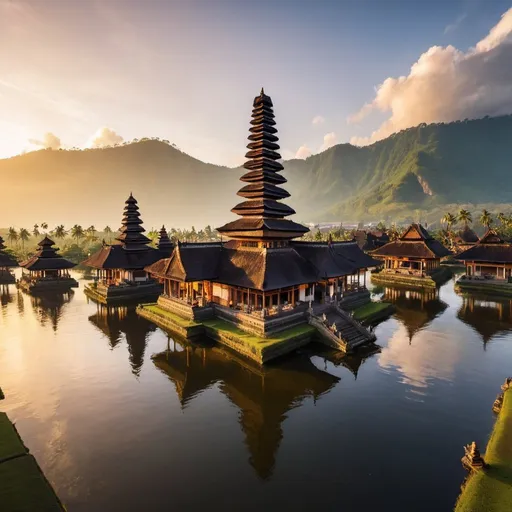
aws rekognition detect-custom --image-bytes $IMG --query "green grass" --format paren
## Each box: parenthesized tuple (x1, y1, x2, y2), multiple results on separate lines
(0, 412, 63, 511)
(0, 455, 63, 511)
(202, 318, 315, 351)
(455, 390, 512, 512)
(141, 304, 198, 328)
(352, 302, 394, 322)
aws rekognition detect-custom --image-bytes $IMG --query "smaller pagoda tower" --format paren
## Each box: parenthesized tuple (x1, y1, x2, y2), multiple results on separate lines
(157, 225, 174, 258)
(0, 235, 18, 285)
(83, 193, 164, 304)
(19, 237, 77, 292)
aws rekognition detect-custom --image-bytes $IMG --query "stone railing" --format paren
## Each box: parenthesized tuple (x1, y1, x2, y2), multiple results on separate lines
(157, 295, 214, 321)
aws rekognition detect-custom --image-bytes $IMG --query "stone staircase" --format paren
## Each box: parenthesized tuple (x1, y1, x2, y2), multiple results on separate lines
(310, 305, 376, 353)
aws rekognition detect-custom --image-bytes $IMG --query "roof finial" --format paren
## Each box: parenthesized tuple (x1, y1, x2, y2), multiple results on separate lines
(260, 87, 265, 96)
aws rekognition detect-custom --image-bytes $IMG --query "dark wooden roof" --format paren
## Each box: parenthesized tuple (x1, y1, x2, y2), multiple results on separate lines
(20, 237, 76, 271)
(371, 224, 451, 259)
(217, 89, 309, 241)
(457, 229, 512, 263)
(455, 226, 479, 244)
(0, 235, 17, 268)
(146, 240, 378, 291)
(115, 193, 152, 251)
(83, 243, 163, 270)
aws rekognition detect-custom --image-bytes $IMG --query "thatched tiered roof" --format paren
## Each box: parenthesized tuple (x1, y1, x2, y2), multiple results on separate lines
(157, 225, 174, 258)
(457, 229, 512, 263)
(217, 89, 308, 241)
(20, 236, 76, 271)
(146, 240, 380, 291)
(83, 194, 162, 270)
(371, 224, 451, 259)
(455, 225, 479, 245)
(0, 235, 17, 268)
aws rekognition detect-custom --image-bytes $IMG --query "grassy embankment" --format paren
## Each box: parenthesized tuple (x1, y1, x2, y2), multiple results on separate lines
(455, 389, 512, 512)
(0, 390, 63, 511)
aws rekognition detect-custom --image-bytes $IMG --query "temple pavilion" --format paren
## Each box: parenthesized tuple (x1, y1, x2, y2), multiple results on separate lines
(19, 236, 78, 292)
(145, 89, 378, 339)
(0, 235, 18, 285)
(456, 229, 512, 292)
(370, 224, 451, 288)
(83, 194, 164, 304)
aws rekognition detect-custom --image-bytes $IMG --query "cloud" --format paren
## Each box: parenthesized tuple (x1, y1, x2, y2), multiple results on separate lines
(320, 132, 337, 151)
(349, 8, 512, 146)
(295, 145, 312, 159)
(444, 13, 467, 34)
(28, 132, 61, 150)
(312, 115, 325, 126)
(87, 127, 124, 148)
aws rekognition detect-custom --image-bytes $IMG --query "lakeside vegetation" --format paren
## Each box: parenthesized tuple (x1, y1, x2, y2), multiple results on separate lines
(0, 223, 221, 264)
(455, 390, 512, 512)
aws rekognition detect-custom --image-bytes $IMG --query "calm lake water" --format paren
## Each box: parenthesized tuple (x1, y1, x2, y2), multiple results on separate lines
(1, 270, 511, 511)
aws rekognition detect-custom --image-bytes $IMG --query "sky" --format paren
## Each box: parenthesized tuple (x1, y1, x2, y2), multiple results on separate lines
(1, 0, 512, 166)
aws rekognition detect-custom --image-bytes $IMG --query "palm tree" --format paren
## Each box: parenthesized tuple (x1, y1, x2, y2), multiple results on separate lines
(40, 222, 48, 233)
(441, 212, 457, 230)
(147, 229, 159, 246)
(457, 209, 472, 227)
(71, 225, 85, 244)
(479, 209, 493, 229)
(18, 228, 30, 251)
(103, 226, 113, 242)
(86, 225, 97, 242)
(33, 224, 40, 237)
(7, 227, 18, 246)
(54, 225, 67, 240)
(497, 212, 507, 226)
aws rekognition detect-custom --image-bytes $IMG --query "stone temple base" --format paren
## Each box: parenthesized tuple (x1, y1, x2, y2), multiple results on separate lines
(84, 281, 162, 305)
(18, 277, 79, 293)
(371, 266, 452, 289)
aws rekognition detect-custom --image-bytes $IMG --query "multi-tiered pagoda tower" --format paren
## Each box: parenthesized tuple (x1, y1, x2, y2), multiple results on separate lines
(157, 225, 174, 258)
(217, 89, 308, 243)
(19, 236, 78, 292)
(83, 194, 164, 304)
(0, 235, 18, 284)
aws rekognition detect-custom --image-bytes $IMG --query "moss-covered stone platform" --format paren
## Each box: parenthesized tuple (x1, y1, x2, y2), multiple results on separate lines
(351, 301, 395, 325)
(137, 303, 315, 364)
(455, 387, 512, 512)
(456, 279, 512, 298)
(0, 412, 64, 511)
(84, 281, 161, 305)
(370, 266, 452, 289)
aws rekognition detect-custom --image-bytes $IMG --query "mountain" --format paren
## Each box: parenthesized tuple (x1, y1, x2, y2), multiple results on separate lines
(2, 115, 512, 229)
(283, 114, 512, 222)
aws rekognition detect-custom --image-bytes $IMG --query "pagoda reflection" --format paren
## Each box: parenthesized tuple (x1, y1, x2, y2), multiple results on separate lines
(29, 290, 74, 331)
(88, 305, 156, 376)
(153, 340, 339, 479)
(315, 344, 381, 379)
(381, 286, 447, 343)
(457, 294, 512, 346)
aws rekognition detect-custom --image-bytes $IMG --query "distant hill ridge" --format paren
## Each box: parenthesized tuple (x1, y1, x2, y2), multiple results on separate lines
(2, 115, 512, 228)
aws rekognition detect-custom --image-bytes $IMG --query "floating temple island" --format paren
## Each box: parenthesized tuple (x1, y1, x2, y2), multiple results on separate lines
(18, 236, 78, 292)
(83, 194, 172, 304)
(138, 89, 381, 363)
(370, 224, 452, 288)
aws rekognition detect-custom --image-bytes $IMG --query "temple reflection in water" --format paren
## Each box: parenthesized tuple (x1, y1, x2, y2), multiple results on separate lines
(88, 305, 156, 376)
(380, 286, 447, 343)
(457, 294, 512, 346)
(29, 290, 74, 331)
(153, 339, 340, 479)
